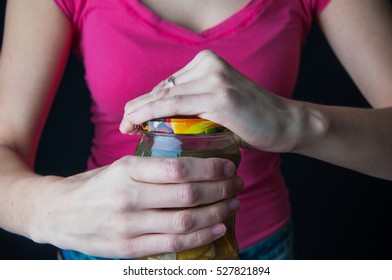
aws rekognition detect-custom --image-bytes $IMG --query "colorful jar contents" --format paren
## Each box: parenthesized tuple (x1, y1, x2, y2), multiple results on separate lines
(139, 116, 229, 135)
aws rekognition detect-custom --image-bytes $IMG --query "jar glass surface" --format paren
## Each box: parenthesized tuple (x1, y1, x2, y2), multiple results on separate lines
(134, 117, 240, 260)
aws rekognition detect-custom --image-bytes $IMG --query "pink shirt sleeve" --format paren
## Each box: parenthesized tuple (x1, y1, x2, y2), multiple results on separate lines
(313, 0, 331, 16)
(52, 0, 85, 57)
(301, 0, 331, 21)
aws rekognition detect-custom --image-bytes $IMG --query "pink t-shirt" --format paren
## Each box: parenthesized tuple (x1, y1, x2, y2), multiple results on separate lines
(53, 0, 330, 249)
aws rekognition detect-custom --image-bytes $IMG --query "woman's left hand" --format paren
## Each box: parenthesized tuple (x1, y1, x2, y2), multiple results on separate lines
(120, 50, 303, 153)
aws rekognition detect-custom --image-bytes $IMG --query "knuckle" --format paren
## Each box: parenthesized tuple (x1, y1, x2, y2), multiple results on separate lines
(217, 180, 231, 199)
(201, 51, 224, 68)
(218, 176, 243, 198)
(193, 230, 209, 247)
(199, 51, 221, 67)
(109, 156, 138, 180)
(202, 158, 223, 178)
(208, 71, 228, 87)
(107, 157, 139, 210)
(161, 158, 188, 180)
(178, 183, 200, 206)
(173, 210, 195, 232)
(197, 49, 217, 60)
(219, 87, 237, 100)
(164, 235, 182, 252)
(199, 49, 215, 55)
(111, 156, 132, 170)
(109, 158, 123, 171)
(217, 88, 238, 108)
(200, 49, 218, 60)
(116, 239, 137, 258)
(113, 187, 138, 211)
(212, 205, 225, 223)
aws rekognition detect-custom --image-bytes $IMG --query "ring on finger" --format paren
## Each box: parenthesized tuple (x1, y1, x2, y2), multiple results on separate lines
(167, 76, 175, 88)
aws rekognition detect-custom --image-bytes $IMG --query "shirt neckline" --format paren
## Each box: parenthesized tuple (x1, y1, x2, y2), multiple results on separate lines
(118, 0, 270, 45)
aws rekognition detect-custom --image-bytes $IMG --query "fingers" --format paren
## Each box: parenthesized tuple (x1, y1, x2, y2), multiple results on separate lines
(124, 156, 236, 184)
(126, 93, 210, 125)
(73, 222, 227, 259)
(131, 198, 240, 236)
(59, 152, 242, 259)
(119, 50, 229, 134)
(111, 156, 242, 209)
(121, 84, 216, 131)
(113, 223, 228, 259)
(134, 176, 244, 209)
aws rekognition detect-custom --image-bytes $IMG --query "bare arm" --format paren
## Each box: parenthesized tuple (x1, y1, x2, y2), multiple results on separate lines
(293, 0, 392, 179)
(0, 0, 72, 237)
(319, 0, 392, 107)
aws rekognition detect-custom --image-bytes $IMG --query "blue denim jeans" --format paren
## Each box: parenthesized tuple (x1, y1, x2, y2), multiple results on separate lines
(239, 220, 294, 260)
(60, 220, 294, 260)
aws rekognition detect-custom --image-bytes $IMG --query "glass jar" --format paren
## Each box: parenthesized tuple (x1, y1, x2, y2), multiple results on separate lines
(134, 117, 240, 260)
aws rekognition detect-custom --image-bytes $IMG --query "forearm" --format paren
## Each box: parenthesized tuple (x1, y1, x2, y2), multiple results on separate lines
(0, 0, 73, 242)
(0, 144, 60, 242)
(292, 101, 392, 180)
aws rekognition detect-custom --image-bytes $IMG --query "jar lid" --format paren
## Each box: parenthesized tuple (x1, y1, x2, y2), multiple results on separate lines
(139, 117, 228, 135)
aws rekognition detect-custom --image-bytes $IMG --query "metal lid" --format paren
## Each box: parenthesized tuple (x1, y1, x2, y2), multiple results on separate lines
(139, 116, 228, 135)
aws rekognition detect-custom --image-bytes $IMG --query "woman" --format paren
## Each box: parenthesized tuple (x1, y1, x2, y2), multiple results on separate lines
(0, 0, 391, 259)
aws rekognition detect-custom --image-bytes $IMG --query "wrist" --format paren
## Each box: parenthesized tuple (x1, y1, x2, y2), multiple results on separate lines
(22, 174, 65, 244)
(289, 101, 330, 154)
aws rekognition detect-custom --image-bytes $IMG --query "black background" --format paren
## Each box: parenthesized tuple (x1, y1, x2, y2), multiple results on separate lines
(1, 0, 392, 260)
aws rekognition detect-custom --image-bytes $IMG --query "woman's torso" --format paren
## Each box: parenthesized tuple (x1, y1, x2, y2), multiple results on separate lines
(54, 0, 330, 251)
(138, 0, 250, 33)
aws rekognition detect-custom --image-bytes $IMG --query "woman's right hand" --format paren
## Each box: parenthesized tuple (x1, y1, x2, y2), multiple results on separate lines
(33, 156, 242, 259)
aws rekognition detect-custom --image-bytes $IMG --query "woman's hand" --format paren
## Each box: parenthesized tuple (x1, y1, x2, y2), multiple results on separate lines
(120, 50, 305, 153)
(119, 48, 392, 181)
(33, 156, 242, 259)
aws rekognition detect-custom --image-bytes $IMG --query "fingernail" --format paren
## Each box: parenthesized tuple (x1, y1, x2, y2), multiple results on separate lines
(228, 199, 240, 211)
(224, 161, 235, 176)
(119, 118, 127, 132)
(211, 224, 226, 235)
